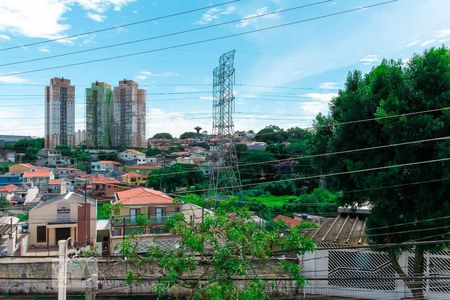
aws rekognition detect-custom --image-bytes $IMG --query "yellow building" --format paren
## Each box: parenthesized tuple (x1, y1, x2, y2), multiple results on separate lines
(119, 172, 147, 186)
(28, 192, 96, 248)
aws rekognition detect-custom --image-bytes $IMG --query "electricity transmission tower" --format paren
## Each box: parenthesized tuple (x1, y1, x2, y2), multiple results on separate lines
(208, 50, 242, 202)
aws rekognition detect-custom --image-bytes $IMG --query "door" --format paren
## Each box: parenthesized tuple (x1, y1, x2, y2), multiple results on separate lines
(55, 228, 71, 243)
(129, 208, 140, 224)
(155, 208, 165, 223)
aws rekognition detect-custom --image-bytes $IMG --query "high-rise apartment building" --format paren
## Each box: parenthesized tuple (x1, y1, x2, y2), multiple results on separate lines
(86, 82, 113, 148)
(45, 77, 75, 149)
(112, 80, 146, 148)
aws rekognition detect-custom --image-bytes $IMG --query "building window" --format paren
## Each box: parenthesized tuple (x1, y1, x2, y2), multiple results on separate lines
(37, 226, 46, 243)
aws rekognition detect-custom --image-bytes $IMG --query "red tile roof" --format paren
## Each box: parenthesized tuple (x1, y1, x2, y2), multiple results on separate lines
(0, 184, 18, 192)
(48, 179, 64, 185)
(23, 171, 52, 178)
(91, 174, 120, 184)
(115, 187, 174, 205)
(274, 215, 301, 228)
(121, 172, 147, 178)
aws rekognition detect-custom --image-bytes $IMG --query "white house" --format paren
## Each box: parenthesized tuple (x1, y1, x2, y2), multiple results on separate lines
(118, 149, 146, 165)
(22, 170, 55, 191)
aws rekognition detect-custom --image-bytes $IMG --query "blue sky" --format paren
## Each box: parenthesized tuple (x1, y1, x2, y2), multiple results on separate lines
(0, 0, 449, 137)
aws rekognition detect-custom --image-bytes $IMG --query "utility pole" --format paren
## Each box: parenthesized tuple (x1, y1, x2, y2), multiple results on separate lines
(208, 50, 242, 205)
(84, 183, 88, 247)
(58, 238, 71, 300)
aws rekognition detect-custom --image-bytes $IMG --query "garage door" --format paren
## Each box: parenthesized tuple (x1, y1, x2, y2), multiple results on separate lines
(55, 227, 71, 243)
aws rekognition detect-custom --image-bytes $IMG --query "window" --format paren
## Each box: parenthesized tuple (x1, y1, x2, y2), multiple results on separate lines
(37, 226, 46, 243)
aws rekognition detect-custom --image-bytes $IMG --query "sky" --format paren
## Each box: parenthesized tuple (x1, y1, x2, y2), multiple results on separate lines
(0, 0, 449, 138)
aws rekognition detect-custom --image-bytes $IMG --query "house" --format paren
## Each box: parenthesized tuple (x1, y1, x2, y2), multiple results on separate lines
(41, 179, 68, 200)
(109, 187, 182, 255)
(241, 141, 267, 151)
(53, 167, 83, 180)
(36, 149, 71, 167)
(0, 174, 22, 186)
(89, 175, 125, 200)
(126, 164, 160, 174)
(91, 160, 121, 174)
(176, 156, 195, 165)
(8, 163, 44, 175)
(118, 149, 146, 165)
(182, 203, 213, 225)
(0, 216, 20, 256)
(120, 172, 148, 186)
(11, 184, 39, 204)
(27, 192, 96, 248)
(0, 184, 17, 202)
(298, 205, 450, 300)
(23, 170, 54, 191)
(273, 215, 302, 228)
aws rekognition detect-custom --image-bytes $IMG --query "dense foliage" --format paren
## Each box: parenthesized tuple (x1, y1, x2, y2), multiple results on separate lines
(152, 132, 174, 139)
(120, 200, 316, 299)
(313, 47, 450, 298)
(147, 163, 206, 193)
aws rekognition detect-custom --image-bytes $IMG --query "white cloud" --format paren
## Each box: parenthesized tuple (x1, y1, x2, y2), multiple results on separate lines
(199, 96, 213, 101)
(238, 7, 279, 28)
(0, 0, 134, 40)
(436, 28, 450, 38)
(420, 39, 436, 46)
(303, 93, 337, 102)
(298, 93, 337, 118)
(360, 54, 380, 65)
(196, 5, 236, 25)
(0, 74, 29, 84)
(319, 82, 337, 89)
(404, 28, 450, 48)
(38, 46, 50, 53)
(147, 108, 211, 137)
(86, 12, 106, 22)
(134, 71, 179, 81)
(0, 33, 10, 41)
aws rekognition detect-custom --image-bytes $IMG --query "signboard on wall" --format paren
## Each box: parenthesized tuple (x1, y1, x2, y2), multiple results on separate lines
(57, 202, 71, 222)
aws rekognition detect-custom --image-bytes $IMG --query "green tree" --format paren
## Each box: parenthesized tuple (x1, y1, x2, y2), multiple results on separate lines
(180, 132, 200, 139)
(120, 200, 315, 299)
(13, 138, 44, 161)
(56, 144, 72, 156)
(152, 132, 174, 139)
(286, 127, 313, 142)
(314, 47, 450, 299)
(147, 164, 206, 193)
(255, 125, 287, 144)
(239, 150, 276, 181)
(145, 148, 162, 156)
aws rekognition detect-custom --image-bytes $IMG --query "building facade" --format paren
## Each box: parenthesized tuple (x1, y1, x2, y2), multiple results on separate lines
(28, 192, 96, 247)
(45, 77, 75, 149)
(112, 80, 146, 148)
(86, 82, 113, 148)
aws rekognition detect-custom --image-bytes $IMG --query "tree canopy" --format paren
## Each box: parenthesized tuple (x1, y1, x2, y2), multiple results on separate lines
(120, 200, 315, 299)
(152, 132, 174, 139)
(180, 132, 201, 139)
(313, 46, 450, 298)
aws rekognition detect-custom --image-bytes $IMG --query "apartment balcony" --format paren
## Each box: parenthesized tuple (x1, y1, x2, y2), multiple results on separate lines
(111, 214, 171, 227)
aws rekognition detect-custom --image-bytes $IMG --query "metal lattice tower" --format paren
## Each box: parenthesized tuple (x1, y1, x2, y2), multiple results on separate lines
(209, 50, 242, 201)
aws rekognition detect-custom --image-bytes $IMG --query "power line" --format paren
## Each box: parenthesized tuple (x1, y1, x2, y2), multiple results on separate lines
(0, 0, 241, 52)
(0, 0, 334, 67)
(169, 156, 450, 195)
(0, 0, 400, 77)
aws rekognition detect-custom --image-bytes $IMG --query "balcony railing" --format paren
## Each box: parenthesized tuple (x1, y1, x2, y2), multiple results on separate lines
(111, 214, 171, 226)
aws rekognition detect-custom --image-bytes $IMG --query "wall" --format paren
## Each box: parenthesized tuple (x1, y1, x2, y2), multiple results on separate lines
(301, 248, 450, 300)
(0, 257, 301, 297)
